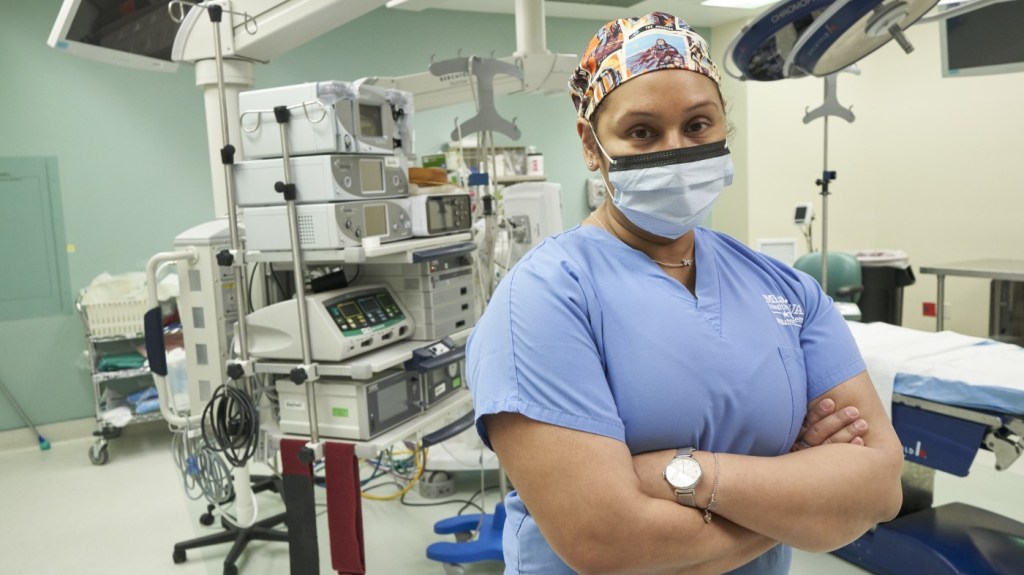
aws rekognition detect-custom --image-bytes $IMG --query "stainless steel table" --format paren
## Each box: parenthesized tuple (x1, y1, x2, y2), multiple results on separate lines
(918, 259, 1024, 331)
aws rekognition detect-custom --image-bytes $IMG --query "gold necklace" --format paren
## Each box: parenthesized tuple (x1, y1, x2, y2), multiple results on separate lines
(592, 212, 694, 268)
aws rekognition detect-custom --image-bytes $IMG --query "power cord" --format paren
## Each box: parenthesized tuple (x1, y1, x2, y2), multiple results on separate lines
(360, 445, 426, 501)
(171, 427, 233, 504)
(201, 383, 260, 467)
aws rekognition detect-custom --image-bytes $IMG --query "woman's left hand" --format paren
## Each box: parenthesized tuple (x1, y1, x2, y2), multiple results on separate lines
(791, 397, 869, 451)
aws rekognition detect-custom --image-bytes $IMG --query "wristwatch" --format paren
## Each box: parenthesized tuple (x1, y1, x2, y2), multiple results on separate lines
(663, 447, 702, 507)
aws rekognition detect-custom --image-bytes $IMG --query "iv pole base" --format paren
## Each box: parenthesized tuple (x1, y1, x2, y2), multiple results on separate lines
(172, 476, 288, 575)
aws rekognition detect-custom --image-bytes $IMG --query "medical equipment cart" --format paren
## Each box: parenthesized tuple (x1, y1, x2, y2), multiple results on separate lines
(77, 294, 165, 465)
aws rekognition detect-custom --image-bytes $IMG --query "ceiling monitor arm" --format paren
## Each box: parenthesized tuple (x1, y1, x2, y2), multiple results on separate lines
(361, 0, 577, 111)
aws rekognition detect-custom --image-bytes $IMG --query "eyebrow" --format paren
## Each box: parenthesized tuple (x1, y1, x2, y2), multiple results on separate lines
(616, 100, 721, 123)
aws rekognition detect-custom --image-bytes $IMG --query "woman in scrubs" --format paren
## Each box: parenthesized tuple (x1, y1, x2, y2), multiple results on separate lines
(467, 12, 903, 575)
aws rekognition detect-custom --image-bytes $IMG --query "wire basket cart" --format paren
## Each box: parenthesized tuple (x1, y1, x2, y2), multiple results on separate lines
(77, 295, 165, 465)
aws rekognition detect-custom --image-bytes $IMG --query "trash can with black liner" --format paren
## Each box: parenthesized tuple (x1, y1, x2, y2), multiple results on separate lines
(854, 250, 915, 325)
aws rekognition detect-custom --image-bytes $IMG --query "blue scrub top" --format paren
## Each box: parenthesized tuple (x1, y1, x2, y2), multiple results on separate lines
(467, 225, 866, 575)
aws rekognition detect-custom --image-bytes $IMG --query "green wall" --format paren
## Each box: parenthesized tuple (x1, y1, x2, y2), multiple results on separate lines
(1, 2, 667, 431)
(0, 1, 213, 432)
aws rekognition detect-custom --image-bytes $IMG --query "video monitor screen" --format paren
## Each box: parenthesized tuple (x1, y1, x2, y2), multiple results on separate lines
(359, 104, 384, 138)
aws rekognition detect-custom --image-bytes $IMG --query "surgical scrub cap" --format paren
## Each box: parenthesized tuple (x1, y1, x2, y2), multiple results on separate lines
(569, 12, 720, 121)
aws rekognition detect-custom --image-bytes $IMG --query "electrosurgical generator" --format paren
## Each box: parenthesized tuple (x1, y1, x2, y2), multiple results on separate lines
(243, 285, 414, 362)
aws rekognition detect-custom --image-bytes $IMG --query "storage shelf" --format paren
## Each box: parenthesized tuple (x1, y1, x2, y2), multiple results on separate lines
(351, 389, 472, 458)
(89, 332, 146, 344)
(263, 388, 474, 459)
(92, 366, 152, 383)
(246, 233, 473, 265)
(496, 175, 546, 184)
(253, 328, 472, 381)
(126, 411, 165, 425)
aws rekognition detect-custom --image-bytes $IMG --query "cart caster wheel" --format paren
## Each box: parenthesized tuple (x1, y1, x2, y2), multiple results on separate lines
(199, 512, 215, 526)
(223, 563, 238, 575)
(88, 444, 109, 466)
(454, 531, 473, 542)
(443, 563, 466, 575)
(172, 549, 186, 564)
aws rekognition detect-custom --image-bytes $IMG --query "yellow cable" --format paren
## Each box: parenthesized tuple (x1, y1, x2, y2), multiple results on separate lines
(360, 445, 426, 501)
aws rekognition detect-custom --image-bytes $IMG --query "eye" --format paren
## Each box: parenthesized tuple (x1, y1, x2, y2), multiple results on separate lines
(627, 126, 656, 140)
(684, 119, 711, 134)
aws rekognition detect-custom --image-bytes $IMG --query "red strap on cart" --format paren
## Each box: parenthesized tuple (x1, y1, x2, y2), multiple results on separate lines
(324, 441, 366, 574)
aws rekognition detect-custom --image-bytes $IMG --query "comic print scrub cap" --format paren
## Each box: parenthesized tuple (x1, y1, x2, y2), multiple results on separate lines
(569, 12, 720, 121)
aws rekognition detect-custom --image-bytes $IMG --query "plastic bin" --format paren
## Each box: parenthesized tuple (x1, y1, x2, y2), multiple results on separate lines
(854, 250, 915, 326)
(80, 298, 149, 338)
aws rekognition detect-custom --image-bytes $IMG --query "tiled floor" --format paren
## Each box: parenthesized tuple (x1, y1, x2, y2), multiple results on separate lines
(1, 420, 1021, 575)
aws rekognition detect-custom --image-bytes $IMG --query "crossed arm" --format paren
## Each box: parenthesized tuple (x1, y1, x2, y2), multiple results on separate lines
(485, 370, 904, 575)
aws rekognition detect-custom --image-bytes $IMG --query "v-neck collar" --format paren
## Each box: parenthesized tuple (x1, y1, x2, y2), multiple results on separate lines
(578, 224, 724, 336)
(692, 228, 722, 335)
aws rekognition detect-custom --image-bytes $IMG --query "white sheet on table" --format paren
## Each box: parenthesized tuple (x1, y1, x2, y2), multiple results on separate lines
(846, 321, 987, 360)
(845, 322, 1024, 417)
(846, 322, 988, 418)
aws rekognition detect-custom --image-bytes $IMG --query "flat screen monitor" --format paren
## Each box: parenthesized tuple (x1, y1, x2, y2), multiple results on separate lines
(47, 0, 186, 72)
(941, 0, 1024, 77)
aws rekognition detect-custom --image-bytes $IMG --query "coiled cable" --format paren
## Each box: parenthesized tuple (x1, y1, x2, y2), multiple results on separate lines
(201, 383, 260, 467)
(171, 426, 234, 504)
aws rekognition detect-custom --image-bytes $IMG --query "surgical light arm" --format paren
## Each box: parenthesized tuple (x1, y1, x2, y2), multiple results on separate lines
(360, 51, 576, 112)
(173, 0, 576, 108)
(172, 0, 390, 63)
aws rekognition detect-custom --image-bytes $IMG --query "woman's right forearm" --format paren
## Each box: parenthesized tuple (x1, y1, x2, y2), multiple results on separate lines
(488, 413, 780, 574)
(608, 497, 778, 575)
(670, 519, 778, 575)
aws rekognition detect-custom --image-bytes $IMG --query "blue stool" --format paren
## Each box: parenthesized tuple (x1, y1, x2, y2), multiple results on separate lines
(426, 503, 505, 575)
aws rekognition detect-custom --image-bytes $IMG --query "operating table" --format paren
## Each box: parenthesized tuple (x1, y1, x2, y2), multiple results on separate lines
(835, 321, 1024, 575)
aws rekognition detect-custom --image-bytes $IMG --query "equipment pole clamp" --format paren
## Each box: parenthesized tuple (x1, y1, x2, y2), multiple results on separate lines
(289, 362, 320, 385)
(226, 358, 256, 381)
(300, 441, 324, 465)
(215, 248, 247, 268)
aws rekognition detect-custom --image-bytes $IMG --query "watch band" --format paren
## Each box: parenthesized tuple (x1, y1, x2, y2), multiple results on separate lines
(672, 447, 698, 508)
(677, 489, 697, 508)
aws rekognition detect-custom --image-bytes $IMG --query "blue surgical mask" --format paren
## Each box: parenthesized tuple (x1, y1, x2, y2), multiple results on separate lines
(591, 124, 734, 240)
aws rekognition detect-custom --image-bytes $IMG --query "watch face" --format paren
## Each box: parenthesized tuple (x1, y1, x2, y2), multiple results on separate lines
(666, 458, 701, 489)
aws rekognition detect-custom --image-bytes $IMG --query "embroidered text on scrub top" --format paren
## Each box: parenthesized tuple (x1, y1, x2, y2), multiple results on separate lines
(763, 294, 805, 327)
